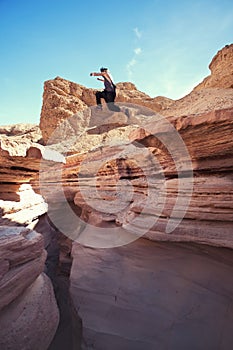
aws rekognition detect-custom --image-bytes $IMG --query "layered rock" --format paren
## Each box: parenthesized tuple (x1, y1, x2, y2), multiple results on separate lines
(0, 132, 48, 226)
(194, 44, 233, 90)
(0, 127, 60, 349)
(0, 226, 45, 309)
(40, 78, 168, 144)
(1, 43, 233, 350)
(39, 45, 233, 145)
(0, 226, 59, 350)
(37, 106, 233, 249)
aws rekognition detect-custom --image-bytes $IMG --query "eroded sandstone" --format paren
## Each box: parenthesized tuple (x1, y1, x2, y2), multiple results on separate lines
(194, 44, 233, 90)
(1, 43, 233, 350)
(0, 273, 59, 350)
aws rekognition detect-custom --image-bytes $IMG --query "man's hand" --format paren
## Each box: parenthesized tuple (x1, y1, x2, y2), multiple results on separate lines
(90, 73, 94, 76)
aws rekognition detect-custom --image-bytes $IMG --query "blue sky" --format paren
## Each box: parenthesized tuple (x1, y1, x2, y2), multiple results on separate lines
(1, 0, 233, 124)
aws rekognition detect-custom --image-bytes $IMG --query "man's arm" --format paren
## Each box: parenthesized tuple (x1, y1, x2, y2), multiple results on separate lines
(90, 72, 104, 77)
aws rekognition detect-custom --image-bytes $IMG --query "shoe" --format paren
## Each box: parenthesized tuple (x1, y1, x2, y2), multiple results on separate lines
(124, 108, 130, 118)
(124, 107, 135, 118)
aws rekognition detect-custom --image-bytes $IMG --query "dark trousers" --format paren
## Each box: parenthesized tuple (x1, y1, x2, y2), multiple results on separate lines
(95, 90, 120, 111)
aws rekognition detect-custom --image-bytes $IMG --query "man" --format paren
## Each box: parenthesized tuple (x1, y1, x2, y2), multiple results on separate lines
(90, 67, 120, 111)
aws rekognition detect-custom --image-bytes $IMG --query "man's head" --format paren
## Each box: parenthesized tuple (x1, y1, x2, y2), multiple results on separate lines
(100, 67, 108, 72)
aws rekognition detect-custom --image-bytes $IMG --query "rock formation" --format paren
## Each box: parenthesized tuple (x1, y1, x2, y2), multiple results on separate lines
(1, 43, 233, 349)
(0, 130, 47, 225)
(40, 78, 169, 143)
(0, 226, 59, 350)
(70, 239, 233, 350)
(0, 129, 60, 349)
(37, 107, 233, 249)
(194, 44, 233, 90)
(40, 45, 233, 144)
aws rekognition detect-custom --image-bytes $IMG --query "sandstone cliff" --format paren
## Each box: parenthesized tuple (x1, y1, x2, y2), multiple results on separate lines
(37, 107, 233, 249)
(38, 44, 233, 349)
(36, 43, 233, 249)
(40, 45, 233, 144)
(1, 43, 233, 350)
(40, 78, 170, 143)
(194, 44, 233, 90)
(0, 129, 60, 349)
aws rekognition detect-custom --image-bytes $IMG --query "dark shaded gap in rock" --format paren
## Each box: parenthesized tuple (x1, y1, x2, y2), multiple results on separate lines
(35, 214, 82, 350)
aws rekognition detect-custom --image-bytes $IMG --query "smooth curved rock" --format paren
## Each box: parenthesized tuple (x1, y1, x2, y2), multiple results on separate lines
(0, 273, 59, 350)
(0, 226, 46, 311)
(70, 239, 233, 350)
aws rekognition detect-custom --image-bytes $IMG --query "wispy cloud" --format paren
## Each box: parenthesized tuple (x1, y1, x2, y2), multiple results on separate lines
(126, 58, 137, 78)
(126, 28, 143, 79)
(134, 27, 142, 39)
(134, 47, 142, 55)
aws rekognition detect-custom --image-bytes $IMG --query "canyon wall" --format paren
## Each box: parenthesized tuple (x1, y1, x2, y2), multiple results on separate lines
(0, 127, 60, 349)
(0, 43, 233, 349)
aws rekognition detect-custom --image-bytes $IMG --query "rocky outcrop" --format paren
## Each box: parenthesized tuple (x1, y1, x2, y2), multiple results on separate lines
(0, 226, 59, 350)
(0, 123, 42, 141)
(1, 43, 233, 350)
(162, 87, 233, 117)
(194, 44, 233, 90)
(40, 77, 90, 144)
(39, 43, 233, 144)
(115, 82, 163, 111)
(38, 106, 233, 249)
(40, 78, 168, 144)
(0, 133, 47, 226)
(0, 130, 60, 349)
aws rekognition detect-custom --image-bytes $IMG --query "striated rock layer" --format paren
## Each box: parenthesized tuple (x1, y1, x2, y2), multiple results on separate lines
(37, 106, 233, 249)
(0, 226, 59, 350)
(1, 43, 233, 350)
(0, 226, 45, 310)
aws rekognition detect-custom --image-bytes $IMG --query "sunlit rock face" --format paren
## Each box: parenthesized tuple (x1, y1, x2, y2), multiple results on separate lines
(37, 106, 233, 249)
(194, 44, 233, 90)
(0, 43, 233, 350)
(0, 131, 47, 226)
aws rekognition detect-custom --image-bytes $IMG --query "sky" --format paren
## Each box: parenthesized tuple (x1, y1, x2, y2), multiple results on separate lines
(1, 0, 233, 125)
